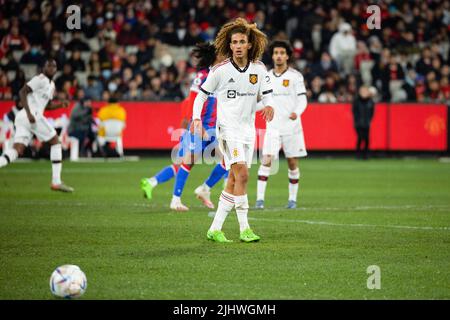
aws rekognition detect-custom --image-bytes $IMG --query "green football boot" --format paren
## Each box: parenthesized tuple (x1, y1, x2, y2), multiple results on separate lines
(207, 230, 233, 243)
(140, 178, 154, 200)
(240, 228, 260, 243)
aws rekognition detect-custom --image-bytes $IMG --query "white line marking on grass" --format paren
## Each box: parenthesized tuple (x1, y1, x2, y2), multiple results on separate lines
(8, 201, 450, 213)
(248, 217, 450, 231)
(257, 204, 450, 212)
(6, 201, 450, 231)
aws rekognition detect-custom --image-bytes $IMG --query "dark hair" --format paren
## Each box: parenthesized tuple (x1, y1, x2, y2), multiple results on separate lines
(45, 58, 57, 65)
(192, 42, 216, 70)
(269, 40, 293, 61)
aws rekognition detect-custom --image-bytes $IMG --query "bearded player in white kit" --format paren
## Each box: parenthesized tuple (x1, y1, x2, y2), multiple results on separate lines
(191, 18, 274, 243)
(255, 41, 308, 209)
(0, 59, 74, 192)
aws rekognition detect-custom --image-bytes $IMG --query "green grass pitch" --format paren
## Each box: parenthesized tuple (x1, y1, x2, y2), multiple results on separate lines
(0, 157, 449, 299)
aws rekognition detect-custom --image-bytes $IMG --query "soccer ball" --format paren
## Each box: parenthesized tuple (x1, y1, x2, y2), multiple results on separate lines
(49, 265, 87, 299)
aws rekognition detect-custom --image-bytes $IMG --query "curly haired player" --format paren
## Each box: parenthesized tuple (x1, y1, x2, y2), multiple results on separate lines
(192, 18, 274, 243)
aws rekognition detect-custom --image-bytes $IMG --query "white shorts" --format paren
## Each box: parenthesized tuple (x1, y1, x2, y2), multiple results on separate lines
(13, 110, 56, 145)
(262, 130, 307, 158)
(218, 138, 254, 170)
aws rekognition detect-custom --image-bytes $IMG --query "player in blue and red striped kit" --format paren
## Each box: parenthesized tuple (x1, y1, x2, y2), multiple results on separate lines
(140, 43, 228, 211)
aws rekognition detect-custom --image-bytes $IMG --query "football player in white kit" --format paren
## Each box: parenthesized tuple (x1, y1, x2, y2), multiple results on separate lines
(255, 41, 308, 209)
(0, 59, 74, 192)
(192, 18, 274, 243)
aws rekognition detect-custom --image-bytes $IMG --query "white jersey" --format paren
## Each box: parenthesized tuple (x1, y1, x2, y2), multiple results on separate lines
(200, 58, 273, 144)
(266, 67, 307, 136)
(26, 73, 56, 115)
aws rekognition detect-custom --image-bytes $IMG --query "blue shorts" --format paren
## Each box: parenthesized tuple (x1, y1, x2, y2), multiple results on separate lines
(177, 127, 217, 157)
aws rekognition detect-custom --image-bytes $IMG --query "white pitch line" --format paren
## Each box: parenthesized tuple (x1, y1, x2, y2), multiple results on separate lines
(253, 204, 450, 212)
(247, 217, 450, 231)
(4, 200, 449, 231)
(6, 201, 450, 212)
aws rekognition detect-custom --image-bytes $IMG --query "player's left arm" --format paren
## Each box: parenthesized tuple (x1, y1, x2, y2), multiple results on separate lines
(45, 99, 70, 110)
(259, 68, 275, 122)
(292, 73, 307, 120)
(45, 88, 70, 110)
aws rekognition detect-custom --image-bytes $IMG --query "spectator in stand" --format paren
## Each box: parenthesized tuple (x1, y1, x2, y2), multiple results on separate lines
(0, 26, 30, 59)
(66, 31, 90, 52)
(415, 76, 427, 102)
(318, 73, 340, 103)
(402, 67, 418, 101)
(329, 22, 356, 76)
(88, 52, 101, 77)
(62, 80, 77, 100)
(117, 22, 140, 46)
(354, 41, 372, 71)
(67, 50, 86, 72)
(0, 71, 12, 99)
(123, 79, 142, 100)
(308, 76, 323, 102)
(68, 93, 95, 157)
(55, 63, 76, 91)
(310, 52, 339, 79)
(383, 54, 405, 102)
(84, 76, 103, 101)
(441, 65, 450, 82)
(20, 45, 45, 66)
(415, 47, 433, 77)
(440, 77, 450, 102)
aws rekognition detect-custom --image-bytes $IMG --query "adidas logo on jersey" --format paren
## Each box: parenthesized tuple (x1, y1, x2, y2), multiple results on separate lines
(228, 78, 235, 83)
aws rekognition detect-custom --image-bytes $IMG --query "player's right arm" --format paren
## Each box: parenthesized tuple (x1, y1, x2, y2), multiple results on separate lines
(19, 75, 44, 124)
(19, 84, 35, 124)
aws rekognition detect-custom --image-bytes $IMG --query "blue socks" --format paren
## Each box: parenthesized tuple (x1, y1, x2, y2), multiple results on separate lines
(173, 164, 191, 197)
(154, 164, 178, 184)
(205, 163, 228, 188)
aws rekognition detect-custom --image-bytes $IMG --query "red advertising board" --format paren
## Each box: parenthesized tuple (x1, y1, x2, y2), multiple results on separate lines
(388, 104, 448, 151)
(0, 101, 447, 151)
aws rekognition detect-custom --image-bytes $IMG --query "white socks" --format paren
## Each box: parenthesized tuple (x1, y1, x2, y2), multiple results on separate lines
(148, 177, 158, 187)
(257, 165, 271, 201)
(202, 183, 211, 191)
(50, 144, 62, 185)
(288, 168, 300, 202)
(0, 149, 18, 168)
(209, 191, 234, 231)
(1, 145, 66, 186)
(235, 194, 250, 232)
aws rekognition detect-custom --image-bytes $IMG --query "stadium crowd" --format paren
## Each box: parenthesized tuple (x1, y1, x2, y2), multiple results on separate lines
(0, 0, 449, 103)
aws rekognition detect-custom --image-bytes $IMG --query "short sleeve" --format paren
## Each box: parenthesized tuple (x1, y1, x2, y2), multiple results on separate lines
(27, 75, 43, 92)
(259, 67, 273, 96)
(296, 73, 307, 95)
(200, 69, 219, 95)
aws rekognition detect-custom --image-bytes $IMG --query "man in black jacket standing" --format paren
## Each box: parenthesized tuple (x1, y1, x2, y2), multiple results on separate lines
(352, 85, 375, 159)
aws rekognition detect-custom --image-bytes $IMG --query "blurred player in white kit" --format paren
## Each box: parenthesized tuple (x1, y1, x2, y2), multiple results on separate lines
(255, 41, 308, 209)
(0, 59, 74, 192)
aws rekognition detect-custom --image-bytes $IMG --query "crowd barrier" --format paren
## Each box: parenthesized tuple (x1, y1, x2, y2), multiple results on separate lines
(0, 101, 447, 151)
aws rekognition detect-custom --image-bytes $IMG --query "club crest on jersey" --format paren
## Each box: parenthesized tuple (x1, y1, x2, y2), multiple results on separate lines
(232, 148, 239, 158)
(249, 74, 258, 84)
(282, 79, 290, 87)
